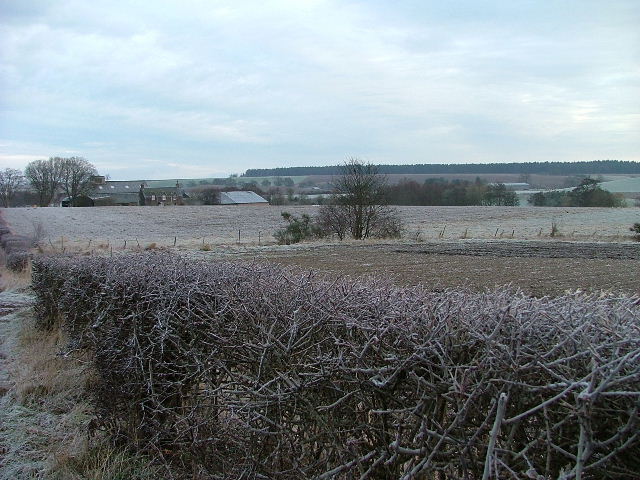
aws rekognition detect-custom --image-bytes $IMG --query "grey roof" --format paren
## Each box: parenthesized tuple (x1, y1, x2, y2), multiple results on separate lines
(93, 193, 139, 204)
(93, 181, 146, 194)
(219, 191, 268, 205)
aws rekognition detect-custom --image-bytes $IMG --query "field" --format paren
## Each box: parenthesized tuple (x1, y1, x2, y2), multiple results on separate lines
(1, 205, 639, 477)
(232, 240, 640, 297)
(4, 205, 638, 245)
(3, 205, 640, 296)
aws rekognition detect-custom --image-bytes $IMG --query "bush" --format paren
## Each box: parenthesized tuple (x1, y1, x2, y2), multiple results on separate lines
(6, 251, 30, 272)
(530, 178, 625, 207)
(31, 253, 640, 479)
(0, 234, 30, 254)
(273, 212, 323, 244)
(0, 220, 32, 272)
(631, 222, 640, 240)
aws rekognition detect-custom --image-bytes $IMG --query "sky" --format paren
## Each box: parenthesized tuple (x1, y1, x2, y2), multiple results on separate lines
(1, 0, 638, 180)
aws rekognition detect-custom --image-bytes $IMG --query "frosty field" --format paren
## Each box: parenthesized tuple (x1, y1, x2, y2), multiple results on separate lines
(3, 205, 639, 296)
(3, 205, 639, 247)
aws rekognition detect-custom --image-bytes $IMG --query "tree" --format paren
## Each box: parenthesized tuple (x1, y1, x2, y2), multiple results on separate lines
(483, 183, 519, 206)
(193, 186, 220, 205)
(0, 168, 25, 207)
(25, 157, 65, 206)
(570, 177, 623, 207)
(139, 184, 146, 206)
(530, 178, 624, 207)
(318, 158, 402, 240)
(60, 156, 98, 206)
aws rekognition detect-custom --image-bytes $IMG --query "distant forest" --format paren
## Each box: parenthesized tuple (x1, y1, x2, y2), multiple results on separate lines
(244, 160, 640, 177)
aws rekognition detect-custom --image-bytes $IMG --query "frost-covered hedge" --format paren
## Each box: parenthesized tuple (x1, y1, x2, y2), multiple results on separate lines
(0, 215, 31, 271)
(32, 253, 640, 479)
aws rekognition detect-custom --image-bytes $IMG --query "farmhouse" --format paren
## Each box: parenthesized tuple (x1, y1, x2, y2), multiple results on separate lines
(219, 190, 269, 205)
(86, 178, 186, 206)
(60, 176, 268, 207)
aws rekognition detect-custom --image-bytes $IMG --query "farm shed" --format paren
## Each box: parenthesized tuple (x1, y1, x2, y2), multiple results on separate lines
(219, 191, 268, 205)
(91, 181, 142, 206)
(490, 182, 531, 190)
(90, 181, 187, 206)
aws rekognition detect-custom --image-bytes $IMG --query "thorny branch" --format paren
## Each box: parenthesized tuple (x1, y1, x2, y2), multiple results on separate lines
(31, 253, 640, 479)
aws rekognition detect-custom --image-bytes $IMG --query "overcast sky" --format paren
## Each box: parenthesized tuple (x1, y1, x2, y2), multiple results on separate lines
(1, 0, 638, 179)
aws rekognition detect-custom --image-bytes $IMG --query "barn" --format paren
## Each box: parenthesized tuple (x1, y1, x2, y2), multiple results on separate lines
(90, 180, 186, 206)
(219, 191, 268, 205)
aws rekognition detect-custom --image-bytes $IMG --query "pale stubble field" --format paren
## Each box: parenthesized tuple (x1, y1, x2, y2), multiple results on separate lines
(4, 205, 639, 247)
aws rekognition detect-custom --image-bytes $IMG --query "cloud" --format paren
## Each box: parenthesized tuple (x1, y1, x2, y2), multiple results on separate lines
(0, 0, 638, 178)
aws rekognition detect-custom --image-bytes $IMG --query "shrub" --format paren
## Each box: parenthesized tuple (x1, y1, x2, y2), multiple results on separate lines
(631, 222, 640, 240)
(273, 212, 323, 244)
(6, 251, 30, 272)
(0, 234, 30, 254)
(31, 253, 640, 479)
(530, 178, 625, 207)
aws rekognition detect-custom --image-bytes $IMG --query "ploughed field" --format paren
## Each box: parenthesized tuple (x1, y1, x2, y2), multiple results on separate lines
(222, 240, 640, 297)
(4, 205, 640, 296)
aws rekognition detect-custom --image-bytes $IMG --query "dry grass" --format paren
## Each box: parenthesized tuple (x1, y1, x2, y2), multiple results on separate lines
(0, 283, 160, 479)
(0, 263, 32, 292)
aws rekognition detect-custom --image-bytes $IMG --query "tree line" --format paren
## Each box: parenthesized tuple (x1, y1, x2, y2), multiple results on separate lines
(385, 178, 519, 206)
(529, 178, 625, 207)
(245, 160, 640, 177)
(0, 157, 97, 207)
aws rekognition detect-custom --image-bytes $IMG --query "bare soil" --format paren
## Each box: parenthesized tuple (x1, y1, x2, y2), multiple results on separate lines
(197, 240, 640, 297)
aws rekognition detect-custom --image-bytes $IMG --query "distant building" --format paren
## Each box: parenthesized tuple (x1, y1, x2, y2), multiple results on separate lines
(62, 179, 269, 206)
(502, 183, 531, 191)
(219, 191, 268, 205)
(90, 180, 187, 206)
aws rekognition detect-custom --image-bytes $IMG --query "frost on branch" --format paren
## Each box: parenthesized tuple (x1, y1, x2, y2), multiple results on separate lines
(32, 253, 640, 479)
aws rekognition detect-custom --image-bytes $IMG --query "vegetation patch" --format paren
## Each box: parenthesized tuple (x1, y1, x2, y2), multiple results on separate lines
(0, 289, 160, 480)
(31, 252, 640, 479)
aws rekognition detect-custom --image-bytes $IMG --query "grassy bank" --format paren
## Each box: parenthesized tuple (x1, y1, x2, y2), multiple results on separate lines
(0, 266, 160, 479)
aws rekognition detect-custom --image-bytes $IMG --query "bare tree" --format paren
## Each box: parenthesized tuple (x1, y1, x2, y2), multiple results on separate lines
(25, 157, 98, 207)
(24, 157, 65, 206)
(0, 168, 25, 207)
(60, 156, 98, 206)
(319, 158, 402, 239)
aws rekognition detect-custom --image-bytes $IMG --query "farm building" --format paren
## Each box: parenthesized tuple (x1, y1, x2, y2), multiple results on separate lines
(219, 191, 268, 205)
(489, 182, 531, 190)
(86, 179, 187, 206)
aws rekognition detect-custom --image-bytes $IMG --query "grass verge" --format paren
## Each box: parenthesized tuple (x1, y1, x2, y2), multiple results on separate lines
(0, 271, 161, 480)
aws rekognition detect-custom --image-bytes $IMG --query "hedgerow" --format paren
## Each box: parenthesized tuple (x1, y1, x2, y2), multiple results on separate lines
(32, 253, 640, 479)
(0, 215, 31, 272)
